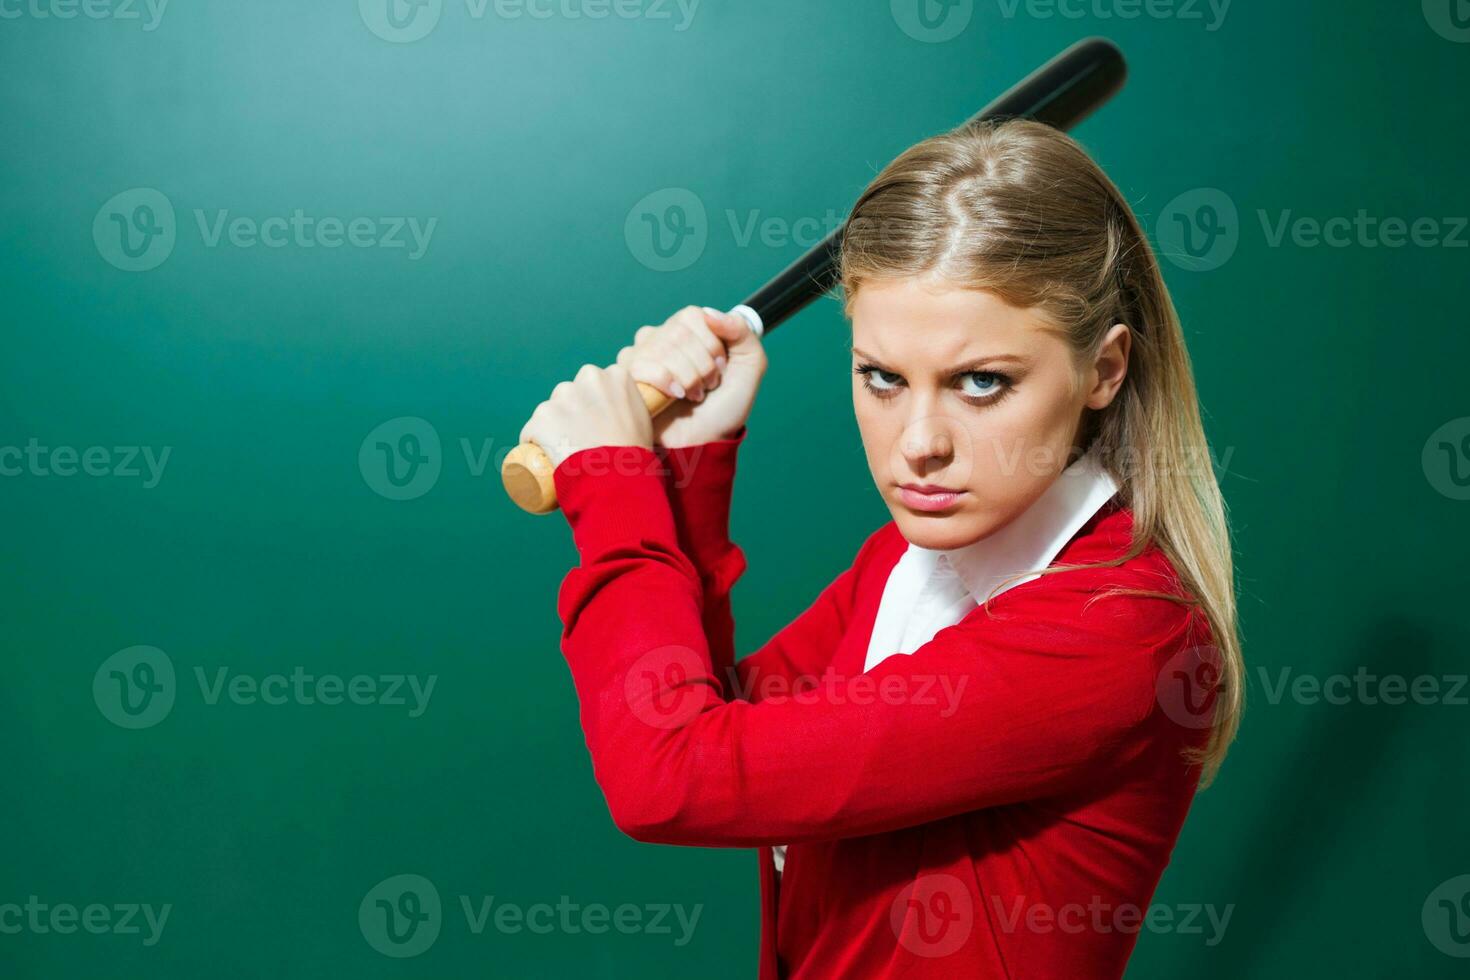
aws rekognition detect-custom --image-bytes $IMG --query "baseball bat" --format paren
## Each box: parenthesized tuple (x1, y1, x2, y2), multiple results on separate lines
(503, 37, 1127, 515)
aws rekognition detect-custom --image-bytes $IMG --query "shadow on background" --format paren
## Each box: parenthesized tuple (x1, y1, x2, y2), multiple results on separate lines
(1167, 616, 1469, 978)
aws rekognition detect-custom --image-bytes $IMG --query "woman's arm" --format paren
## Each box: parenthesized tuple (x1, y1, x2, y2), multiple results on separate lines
(659, 424, 888, 699)
(553, 443, 1204, 848)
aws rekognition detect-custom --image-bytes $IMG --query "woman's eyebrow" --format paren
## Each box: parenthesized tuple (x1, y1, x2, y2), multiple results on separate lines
(850, 346, 1028, 372)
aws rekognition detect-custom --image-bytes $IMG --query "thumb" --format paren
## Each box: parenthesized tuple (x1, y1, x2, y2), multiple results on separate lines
(701, 306, 762, 359)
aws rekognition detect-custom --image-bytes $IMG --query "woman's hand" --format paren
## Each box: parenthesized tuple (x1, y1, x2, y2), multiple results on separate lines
(519, 363, 653, 470)
(615, 305, 767, 449)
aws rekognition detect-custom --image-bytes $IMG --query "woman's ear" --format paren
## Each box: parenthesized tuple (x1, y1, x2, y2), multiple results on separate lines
(1085, 323, 1131, 410)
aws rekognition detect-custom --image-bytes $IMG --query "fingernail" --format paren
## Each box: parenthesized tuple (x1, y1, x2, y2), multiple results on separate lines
(714, 355, 727, 371)
(701, 306, 723, 319)
(671, 381, 686, 399)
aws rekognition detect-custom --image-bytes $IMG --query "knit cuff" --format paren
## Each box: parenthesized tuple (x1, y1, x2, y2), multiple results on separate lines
(552, 444, 681, 560)
(660, 425, 748, 592)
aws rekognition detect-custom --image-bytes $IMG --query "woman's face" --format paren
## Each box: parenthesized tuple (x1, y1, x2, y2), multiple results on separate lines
(850, 274, 1127, 550)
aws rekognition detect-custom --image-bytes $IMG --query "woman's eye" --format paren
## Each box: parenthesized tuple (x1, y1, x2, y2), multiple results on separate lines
(854, 364, 903, 396)
(959, 371, 1007, 401)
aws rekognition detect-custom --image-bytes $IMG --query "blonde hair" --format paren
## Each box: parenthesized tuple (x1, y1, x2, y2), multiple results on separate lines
(837, 118, 1241, 785)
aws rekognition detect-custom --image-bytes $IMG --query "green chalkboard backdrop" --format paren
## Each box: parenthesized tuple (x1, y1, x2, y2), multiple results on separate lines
(2, 1, 1467, 976)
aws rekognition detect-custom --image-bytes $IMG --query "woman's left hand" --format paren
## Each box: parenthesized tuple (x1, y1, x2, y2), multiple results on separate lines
(520, 363, 654, 470)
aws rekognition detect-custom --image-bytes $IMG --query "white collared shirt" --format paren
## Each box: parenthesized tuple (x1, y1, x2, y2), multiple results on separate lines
(772, 448, 1120, 875)
(863, 447, 1122, 673)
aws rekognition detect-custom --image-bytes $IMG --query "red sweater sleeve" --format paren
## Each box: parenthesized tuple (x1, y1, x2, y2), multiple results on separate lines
(552, 443, 1202, 848)
(659, 424, 880, 698)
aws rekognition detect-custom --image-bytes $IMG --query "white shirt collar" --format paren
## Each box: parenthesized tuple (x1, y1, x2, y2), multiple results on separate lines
(917, 446, 1121, 605)
(862, 447, 1119, 674)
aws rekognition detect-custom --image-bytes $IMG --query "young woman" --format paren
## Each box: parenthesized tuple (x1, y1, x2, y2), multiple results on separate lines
(520, 119, 1242, 979)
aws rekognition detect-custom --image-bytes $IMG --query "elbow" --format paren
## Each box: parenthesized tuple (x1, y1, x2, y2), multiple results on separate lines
(606, 789, 681, 844)
(602, 773, 706, 845)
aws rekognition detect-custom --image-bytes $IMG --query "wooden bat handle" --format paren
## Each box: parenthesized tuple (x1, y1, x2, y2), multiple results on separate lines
(501, 380, 675, 515)
(502, 305, 763, 515)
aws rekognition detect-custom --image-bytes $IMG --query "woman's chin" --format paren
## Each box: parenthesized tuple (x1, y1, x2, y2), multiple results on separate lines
(890, 505, 999, 550)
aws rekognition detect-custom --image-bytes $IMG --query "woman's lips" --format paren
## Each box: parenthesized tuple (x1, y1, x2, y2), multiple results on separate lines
(898, 485, 965, 512)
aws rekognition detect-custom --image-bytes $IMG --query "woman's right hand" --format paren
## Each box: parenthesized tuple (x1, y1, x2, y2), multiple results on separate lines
(614, 305, 767, 449)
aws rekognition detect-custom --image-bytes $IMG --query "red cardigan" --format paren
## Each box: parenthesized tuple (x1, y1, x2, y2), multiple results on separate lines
(551, 425, 1213, 979)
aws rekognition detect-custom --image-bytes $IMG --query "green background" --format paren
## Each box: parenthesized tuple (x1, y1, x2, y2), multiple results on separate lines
(3, 0, 1468, 976)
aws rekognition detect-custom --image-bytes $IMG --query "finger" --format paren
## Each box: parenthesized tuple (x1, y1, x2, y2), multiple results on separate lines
(701, 307, 751, 349)
(667, 317, 719, 384)
(670, 305, 726, 360)
(656, 340, 707, 401)
(617, 344, 685, 401)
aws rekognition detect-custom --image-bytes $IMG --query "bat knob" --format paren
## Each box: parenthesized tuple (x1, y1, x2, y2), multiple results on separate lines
(502, 442, 559, 515)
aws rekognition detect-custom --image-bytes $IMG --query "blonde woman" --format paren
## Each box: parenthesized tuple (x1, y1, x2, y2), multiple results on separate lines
(521, 118, 1241, 979)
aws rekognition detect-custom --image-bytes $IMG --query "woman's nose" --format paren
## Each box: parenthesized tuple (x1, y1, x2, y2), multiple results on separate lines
(898, 412, 956, 466)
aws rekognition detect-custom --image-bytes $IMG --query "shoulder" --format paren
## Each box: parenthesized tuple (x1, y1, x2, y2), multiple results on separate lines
(969, 501, 1208, 658)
